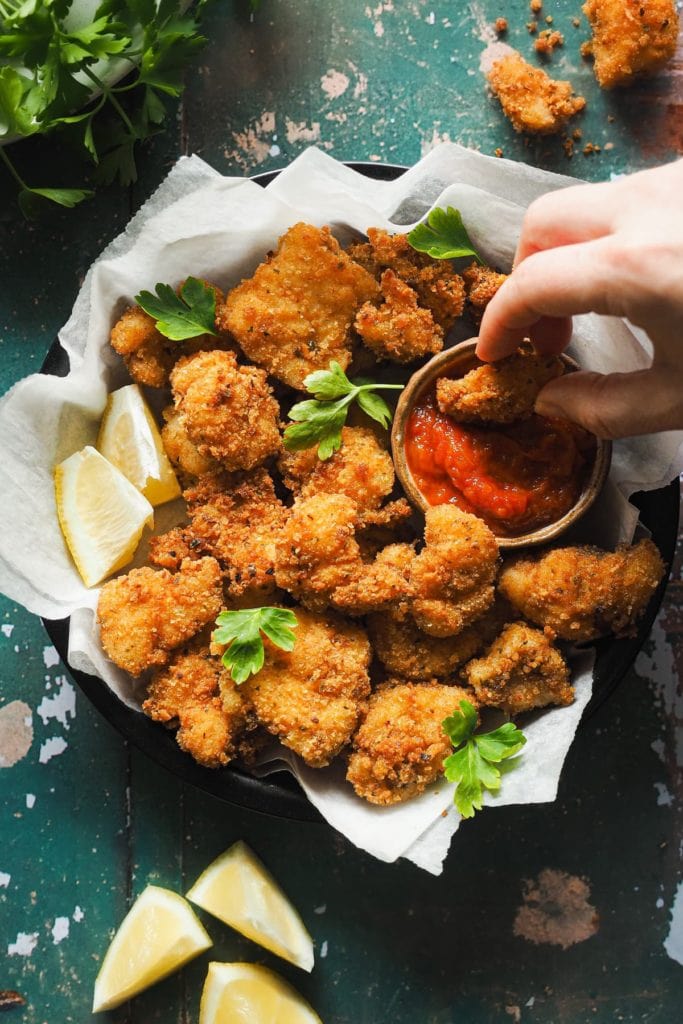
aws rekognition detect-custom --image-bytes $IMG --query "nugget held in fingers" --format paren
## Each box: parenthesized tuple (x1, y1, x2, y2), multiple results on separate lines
(487, 51, 585, 134)
(464, 622, 574, 714)
(583, 0, 678, 89)
(241, 608, 371, 767)
(347, 681, 476, 805)
(436, 347, 564, 424)
(170, 350, 281, 472)
(355, 270, 444, 363)
(98, 557, 223, 676)
(498, 539, 665, 641)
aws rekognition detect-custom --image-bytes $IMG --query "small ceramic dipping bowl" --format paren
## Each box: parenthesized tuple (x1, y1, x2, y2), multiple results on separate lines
(391, 338, 612, 550)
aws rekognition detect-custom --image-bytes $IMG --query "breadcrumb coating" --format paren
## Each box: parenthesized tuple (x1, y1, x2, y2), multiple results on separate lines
(240, 608, 371, 767)
(161, 405, 221, 482)
(487, 51, 586, 134)
(464, 622, 574, 714)
(97, 557, 223, 676)
(436, 347, 564, 424)
(218, 222, 379, 389)
(498, 539, 665, 641)
(170, 349, 281, 472)
(354, 269, 444, 363)
(332, 542, 416, 616)
(346, 680, 476, 805)
(463, 262, 508, 323)
(583, 0, 678, 88)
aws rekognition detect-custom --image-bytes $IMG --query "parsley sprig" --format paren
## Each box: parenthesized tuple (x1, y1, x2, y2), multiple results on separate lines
(407, 206, 484, 264)
(0, 0, 233, 213)
(135, 277, 218, 340)
(442, 699, 526, 818)
(213, 607, 298, 685)
(283, 361, 404, 460)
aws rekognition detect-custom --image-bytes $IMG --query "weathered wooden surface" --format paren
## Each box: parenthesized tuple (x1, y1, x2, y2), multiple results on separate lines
(1, 2, 683, 1021)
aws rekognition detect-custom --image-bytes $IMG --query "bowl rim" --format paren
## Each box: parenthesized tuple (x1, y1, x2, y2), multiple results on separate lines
(391, 338, 613, 549)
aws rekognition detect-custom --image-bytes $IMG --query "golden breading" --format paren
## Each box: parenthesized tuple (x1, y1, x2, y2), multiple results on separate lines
(241, 608, 372, 767)
(161, 406, 221, 482)
(346, 680, 476, 805)
(347, 227, 466, 330)
(487, 51, 586, 134)
(278, 425, 394, 510)
(464, 622, 574, 714)
(332, 542, 416, 616)
(149, 469, 287, 602)
(354, 269, 444, 363)
(170, 350, 281, 472)
(463, 262, 508, 323)
(97, 557, 223, 677)
(409, 505, 500, 637)
(583, 0, 678, 88)
(109, 284, 234, 388)
(143, 638, 254, 768)
(436, 347, 564, 424)
(218, 223, 379, 390)
(355, 498, 415, 559)
(498, 539, 665, 641)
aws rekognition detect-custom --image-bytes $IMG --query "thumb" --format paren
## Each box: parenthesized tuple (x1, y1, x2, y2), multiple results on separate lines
(534, 369, 683, 439)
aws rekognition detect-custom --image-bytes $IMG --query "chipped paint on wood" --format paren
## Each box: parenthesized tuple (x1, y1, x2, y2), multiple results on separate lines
(0, 701, 33, 768)
(513, 868, 599, 949)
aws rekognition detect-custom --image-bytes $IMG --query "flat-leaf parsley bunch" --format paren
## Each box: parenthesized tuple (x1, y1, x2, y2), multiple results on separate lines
(214, 607, 298, 685)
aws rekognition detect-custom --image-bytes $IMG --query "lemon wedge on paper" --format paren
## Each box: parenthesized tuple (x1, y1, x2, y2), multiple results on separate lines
(187, 841, 314, 972)
(55, 445, 154, 588)
(92, 884, 212, 1013)
(97, 383, 180, 506)
(199, 962, 322, 1024)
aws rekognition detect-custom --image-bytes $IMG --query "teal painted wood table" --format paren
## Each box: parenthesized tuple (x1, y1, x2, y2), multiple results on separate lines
(1, 2, 683, 1021)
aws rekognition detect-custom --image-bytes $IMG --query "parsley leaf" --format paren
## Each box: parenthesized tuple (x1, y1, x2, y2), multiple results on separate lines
(283, 361, 403, 460)
(407, 206, 484, 263)
(442, 699, 526, 818)
(213, 608, 298, 685)
(135, 277, 218, 341)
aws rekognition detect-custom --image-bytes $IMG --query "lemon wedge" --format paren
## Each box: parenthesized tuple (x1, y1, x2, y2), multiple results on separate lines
(199, 962, 322, 1024)
(55, 445, 154, 588)
(97, 383, 181, 506)
(187, 841, 314, 972)
(92, 884, 212, 1013)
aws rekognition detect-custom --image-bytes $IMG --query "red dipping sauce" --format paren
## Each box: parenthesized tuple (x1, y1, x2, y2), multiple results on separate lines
(405, 391, 595, 538)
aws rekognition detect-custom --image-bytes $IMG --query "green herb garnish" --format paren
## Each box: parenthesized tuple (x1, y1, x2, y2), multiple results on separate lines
(442, 699, 526, 818)
(135, 277, 218, 340)
(213, 607, 298, 685)
(283, 361, 404, 460)
(407, 206, 484, 263)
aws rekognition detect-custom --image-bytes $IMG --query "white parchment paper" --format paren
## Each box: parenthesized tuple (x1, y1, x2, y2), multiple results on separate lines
(1, 144, 681, 874)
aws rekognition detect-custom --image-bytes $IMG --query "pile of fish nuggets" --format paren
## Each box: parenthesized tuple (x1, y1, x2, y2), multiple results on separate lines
(98, 222, 665, 806)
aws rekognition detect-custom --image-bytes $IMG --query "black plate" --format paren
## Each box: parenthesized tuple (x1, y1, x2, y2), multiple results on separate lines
(41, 163, 680, 824)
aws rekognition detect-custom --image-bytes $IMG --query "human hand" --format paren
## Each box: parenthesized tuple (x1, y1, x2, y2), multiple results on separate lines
(476, 160, 683, 438)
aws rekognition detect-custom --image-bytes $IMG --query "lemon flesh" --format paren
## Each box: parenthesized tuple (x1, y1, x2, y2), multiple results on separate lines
(187, 841, 314, 972)
(92, 884, 212, 1013)
(97, 383, 180, 506)
(200, 962, 322, 1024)
(54, 445, 154, 588)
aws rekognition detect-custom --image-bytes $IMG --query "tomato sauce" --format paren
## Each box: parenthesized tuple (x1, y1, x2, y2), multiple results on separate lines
(405, 392, 594, 537)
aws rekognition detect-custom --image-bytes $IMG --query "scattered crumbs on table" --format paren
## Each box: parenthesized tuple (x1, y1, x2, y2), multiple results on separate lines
(320, 940, 329, 958)
(0, 702, 33, 768)
(37, 677, 76, 730)
(526, 20, 538, 33)
(7, 933, 39, 958)
(0, 990, 26, 1011)
(314, 904, 327, 915)
(73, 906, 85, 922)
(665, 881, 683, 964)
(572, 17, 580, 27)
(25, 794, 35, 809)
(494, 147, 504, 157)
(42, 645, 60, 668)
(51, 917, 70, 945)
(530, 0, 542, 12)
(38, 736, 68, 764)
(0, 873, 10, 888)
(0, 624, 13, 638)
(494, 17, 508, 34)
(583, 142, 601, 156)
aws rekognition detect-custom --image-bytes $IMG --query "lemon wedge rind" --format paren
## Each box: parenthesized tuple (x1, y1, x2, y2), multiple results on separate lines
(199, 962, 322, 1024)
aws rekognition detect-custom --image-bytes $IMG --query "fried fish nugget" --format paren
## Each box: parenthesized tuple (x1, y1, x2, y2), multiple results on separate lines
(354, 269, 444, 363)
(161, 405, 221, 482)
(170, 350, 281, 472)
(346, 680, 476, 805)
(487, 51, 586, 134)
(410, 505, 500, 637)
(462, 262, 508, 323)
(98, 557, 223, 676)
(436, 347, 564, 424)
(583, 0, 678, 88)
(241, 608, 371, 767)
(464, 622, 574, 714)
(218, 223, 379, 390)
(498, 539, 665, 641)
(143, 638, 254, 768)
(149, 468, 287, 601)
(332, 542, 416, 616)
(278, 425, 394, 510)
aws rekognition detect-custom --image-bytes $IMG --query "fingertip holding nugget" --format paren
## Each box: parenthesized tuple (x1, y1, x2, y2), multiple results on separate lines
(487, 51, 586, 134)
